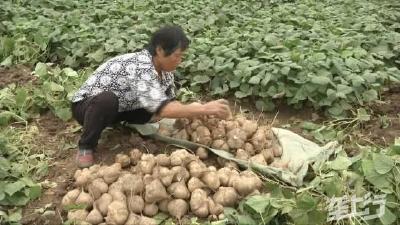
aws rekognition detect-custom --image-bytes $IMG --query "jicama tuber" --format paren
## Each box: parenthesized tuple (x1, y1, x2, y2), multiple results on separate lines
(86, 207, 103, 225)
(158, 199, 170, 213)
(187, 177, 207, 192)
(188, 160, 207, 178)
(158, 123, 172, 136)
(251, 127, 272, 151)
(61, 189, 80, 208)
(103, 163, 121, 184)
(173, 129, 189, 140)
(243, 142, 256, 155)
(127, 195, 144, 214)
(138, 216, 156, 225)
(143, 203, 158, 217)
(75, 190, 94, 208)
(168, 199, 188, 220)
(68, 209, 88, 222)
(261, 148, 274, 164)
(168, 181, 190, 199)
(201, 171, 220, 190)
(75, 168, 92, 187)
(224, 120, 240, 131)
(211, 122, 226, 139)
(129, 148, 142, 165)
(208, 197, 224, 216)
(125, 213, 140, 225)
(196, 147, 208, 160)
(153, 166, 174, 186)
(115, 154, 130, 168)
(95, 193, 112, 216)
(241, 120, 258, 138)
(109, 190, 126, 202)
(155, 154, 171, 167)
(170, 149, 196, 166)
(191, 126, 212, 145)
(232, 171, 263, 196)
(171, 166, 190, 182)
(249, 153, 267, 165)
(213, 187, 239, 207)
(138, 154, 156, 174)
(88, 178, 108, 199)
(144, 179, 168, 203)
(211, 139, 230, 151)
(190, 189, 209, 218)
(106, 201, 129, 225)
(121, 174, 144, 195)
(226, 128, 247, 149)
(235, 149, 250, 160)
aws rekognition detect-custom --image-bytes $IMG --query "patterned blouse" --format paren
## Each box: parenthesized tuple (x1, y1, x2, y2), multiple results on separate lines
(71, 49, 176, 113)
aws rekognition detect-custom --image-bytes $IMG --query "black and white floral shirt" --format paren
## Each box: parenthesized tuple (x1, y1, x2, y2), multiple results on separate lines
(71, 49, 176, 113)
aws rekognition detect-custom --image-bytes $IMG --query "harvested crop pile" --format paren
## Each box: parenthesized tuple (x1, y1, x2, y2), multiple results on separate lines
(62, 149, 263, 224)
(158, 115, 288, 169)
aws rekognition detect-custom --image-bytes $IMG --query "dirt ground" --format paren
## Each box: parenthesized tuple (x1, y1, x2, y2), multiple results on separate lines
(0, 65, 35, 88)
(3, 64, 395, 224)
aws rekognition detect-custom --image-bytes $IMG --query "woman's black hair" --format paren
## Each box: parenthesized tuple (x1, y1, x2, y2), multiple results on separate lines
(146, 25, 190, 56)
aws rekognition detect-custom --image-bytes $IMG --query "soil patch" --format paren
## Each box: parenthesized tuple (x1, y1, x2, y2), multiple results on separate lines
(0, 65, 34, 88)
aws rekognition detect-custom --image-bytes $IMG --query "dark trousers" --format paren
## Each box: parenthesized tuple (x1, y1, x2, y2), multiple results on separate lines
(71, 91, 153, 150)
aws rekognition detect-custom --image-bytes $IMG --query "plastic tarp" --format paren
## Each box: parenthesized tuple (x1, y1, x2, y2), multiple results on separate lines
(126, 119, 340, 187)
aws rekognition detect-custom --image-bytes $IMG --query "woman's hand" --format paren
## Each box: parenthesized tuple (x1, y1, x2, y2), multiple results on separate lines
(202, 99, 232, 119)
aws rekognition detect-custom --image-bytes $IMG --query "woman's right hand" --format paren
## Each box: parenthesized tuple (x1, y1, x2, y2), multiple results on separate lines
(202, 99, 232, 119)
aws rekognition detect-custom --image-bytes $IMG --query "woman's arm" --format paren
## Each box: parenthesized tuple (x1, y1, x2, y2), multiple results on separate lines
(157, 99, 231, 119)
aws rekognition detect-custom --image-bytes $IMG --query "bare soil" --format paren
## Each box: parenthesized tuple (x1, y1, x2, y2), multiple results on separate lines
(0, 65, 35, 88)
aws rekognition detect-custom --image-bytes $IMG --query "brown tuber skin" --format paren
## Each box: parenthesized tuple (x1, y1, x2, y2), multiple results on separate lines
(196, 147, 208, 160)
(138, 154, 156, 174)
(121, 174, 144, 195)
(86, 207, 103, 225)
(168, 199, 189, 220)
(173, 129, 189, 140)
(67, 209, 88, 222)
(235, 149, 250, 160)
(168, 181, 190, 200)
(249, 153, 267, 165)
(143, 203, 159, 217)
(187, 177, 207, 192)
(226, 128, 247, 149)
(190, 189, 209, 218)
(127, 195, 144, 214)
(88, 178, 108, 200)
(144, 179, 169, 203)
(188, 160, 208, 178)
(103, 163, 122, 184)
(155, 154, 171, 167)
(129, 149, 142, 165)
(95, 193, 113, 216)
(61, 189, 80, 208)
(191, 126, 212, 145)
(261, 148, 274, 164)
(106, 201, 129, 225)
(75, 190, 94, 209)
(213, 187, 239, 207)
(211, 139, 230, 151)
(201, 171, 220, 190)
(115, 154, 130, 168)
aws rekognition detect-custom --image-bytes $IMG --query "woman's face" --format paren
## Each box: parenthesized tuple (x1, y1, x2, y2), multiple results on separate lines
(155, 47, 184, 72)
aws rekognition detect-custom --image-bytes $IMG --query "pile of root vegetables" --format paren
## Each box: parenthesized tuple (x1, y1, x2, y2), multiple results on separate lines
(62, 149, 263, 225)
(159, 115, 288, 168)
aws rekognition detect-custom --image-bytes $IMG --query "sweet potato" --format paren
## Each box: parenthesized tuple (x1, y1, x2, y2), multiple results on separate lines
(213, 187, 239, 207)
(190, 189, 209, 218)
(227, 128, 247, 149)
(168, 199, 188, 220)
(127, 195, 144, 214)
(167, 181, 190, 199)
(144, 179, 168, 203)
(115, 154, 130, 168)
